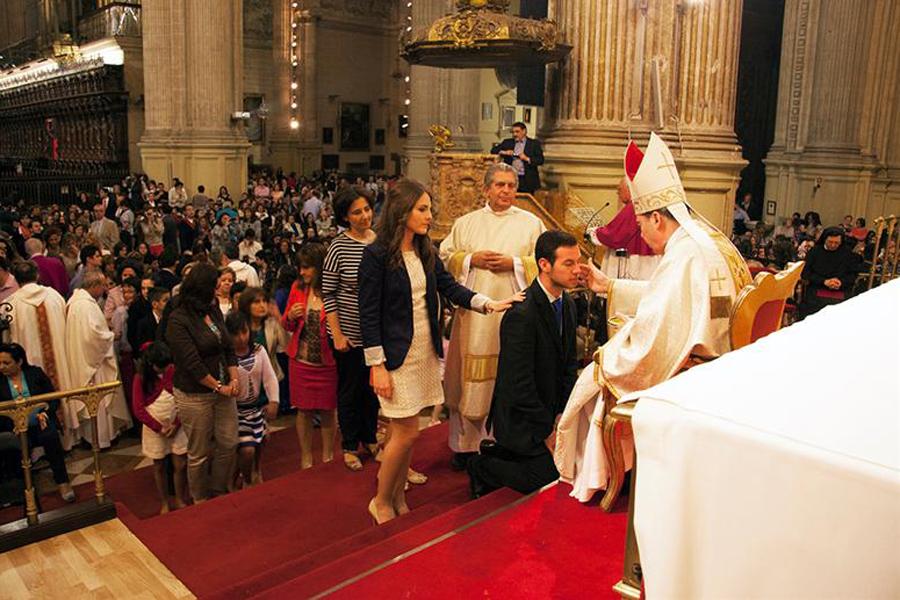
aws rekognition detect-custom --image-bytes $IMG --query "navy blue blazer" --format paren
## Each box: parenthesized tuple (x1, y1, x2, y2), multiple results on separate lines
(358, 242, 477, 371)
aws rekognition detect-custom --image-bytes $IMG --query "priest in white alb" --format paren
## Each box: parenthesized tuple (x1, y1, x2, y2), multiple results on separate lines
(65, 270, 132, 448)
(555, 133, 751, 502)
(7, 260, 77, 448)
(439, 163, 545, 467)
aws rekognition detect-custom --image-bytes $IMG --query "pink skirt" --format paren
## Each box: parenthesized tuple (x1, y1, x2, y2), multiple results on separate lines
(289, 359, 337, 411)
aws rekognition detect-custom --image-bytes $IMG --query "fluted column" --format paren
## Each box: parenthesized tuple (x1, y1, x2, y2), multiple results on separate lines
(765, 0, 900, 225)
(542, 0, 746, 231)
(139, 0, 250, 197)
(404, 0, 482, 182)
(296, 10, 321, 176)
(269, 0, 299, 173)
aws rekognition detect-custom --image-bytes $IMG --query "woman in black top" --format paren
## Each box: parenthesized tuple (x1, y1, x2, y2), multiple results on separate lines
(0, 343, 74, 502)
(164, 262, 240, 502)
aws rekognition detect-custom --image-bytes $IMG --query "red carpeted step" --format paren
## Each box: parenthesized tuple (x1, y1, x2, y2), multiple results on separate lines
(328, 484, 628, 600)
(120, 422, 479, 598)
(228, 487, 523, 600)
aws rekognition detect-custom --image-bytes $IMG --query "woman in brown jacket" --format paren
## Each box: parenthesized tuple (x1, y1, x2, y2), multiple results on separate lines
(165, 262, 240, 502)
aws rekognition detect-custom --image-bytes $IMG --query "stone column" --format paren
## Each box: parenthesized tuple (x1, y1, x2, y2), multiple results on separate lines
(404, 0, 482, 183)
(268, 0, 299, 174)
(295, 10, 321, 176)
(139, 0, 250, 198)
(542, 0, 746, 231)
(765, 0, 900, 225)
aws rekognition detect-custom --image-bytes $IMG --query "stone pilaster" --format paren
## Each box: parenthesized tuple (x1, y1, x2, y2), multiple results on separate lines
(765, 0, 900, 224)
(404, 0, 482, 183)
(139, 0, 250, 196)
(542, 0, 746, 231)
(269, 0, 300, 174)
(295, 10, 321, 176)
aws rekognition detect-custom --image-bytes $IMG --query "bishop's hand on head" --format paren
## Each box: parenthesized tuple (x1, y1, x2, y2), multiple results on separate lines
(576, 262, 610, 295)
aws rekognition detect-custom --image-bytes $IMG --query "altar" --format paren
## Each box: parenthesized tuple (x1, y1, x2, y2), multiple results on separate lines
(631, 280, 900, 598)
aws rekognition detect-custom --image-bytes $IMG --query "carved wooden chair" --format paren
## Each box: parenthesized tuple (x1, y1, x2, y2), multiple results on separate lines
(599, 260, 805, 511)
(599, 261, 805, 598)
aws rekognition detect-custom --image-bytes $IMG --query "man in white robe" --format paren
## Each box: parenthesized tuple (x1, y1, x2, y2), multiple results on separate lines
(439, 163, 545, 466)
(7, 260, 77, 447)
(555, 133, 751, 502)
(65, 270, 132, 448)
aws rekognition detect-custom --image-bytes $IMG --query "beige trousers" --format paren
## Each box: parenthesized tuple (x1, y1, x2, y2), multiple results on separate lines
(173, 388, 238, 501)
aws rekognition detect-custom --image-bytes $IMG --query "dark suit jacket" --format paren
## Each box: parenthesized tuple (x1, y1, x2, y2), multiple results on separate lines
(490, 136, 545, 193)
(358, 242, 476, 371)
(490, 278, 578, 457)
(134, 313, 161, 355)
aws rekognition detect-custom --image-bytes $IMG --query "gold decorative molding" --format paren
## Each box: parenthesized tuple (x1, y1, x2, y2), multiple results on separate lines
(428, 152, 497, 241)
(428, 124, 455, 153)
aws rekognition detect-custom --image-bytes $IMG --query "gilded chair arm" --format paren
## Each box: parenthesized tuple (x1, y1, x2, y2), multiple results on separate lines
(600, 399, 637, 512)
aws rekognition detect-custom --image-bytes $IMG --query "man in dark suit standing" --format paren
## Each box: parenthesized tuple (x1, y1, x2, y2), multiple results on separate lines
(468, 230, 581, 496)
(490, 122, 544, 194)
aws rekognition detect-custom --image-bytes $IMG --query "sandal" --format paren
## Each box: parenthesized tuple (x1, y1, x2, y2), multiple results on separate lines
(343, 452, 363, 471)
(407, 468, 427, 485)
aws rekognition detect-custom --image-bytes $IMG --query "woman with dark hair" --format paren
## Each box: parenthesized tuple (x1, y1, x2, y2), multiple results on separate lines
(272, 264, 296, 314)
(132, 341, 188, 514)
(283, 243, 337, 469)
(804, 211, 823, 241)
(164, 262, 239, 502)
(322, 185, 380, 472)
(0, 343, 74, 502)
(358, 179, 520, 524)
(800, 226, 860, 318)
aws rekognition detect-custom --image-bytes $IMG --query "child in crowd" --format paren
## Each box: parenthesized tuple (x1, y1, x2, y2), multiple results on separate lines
(282, 243, 338, 469)
(225, 311, 279, 488)
(132, 342, 188, 514)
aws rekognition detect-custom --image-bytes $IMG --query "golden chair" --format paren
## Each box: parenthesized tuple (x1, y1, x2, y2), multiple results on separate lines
(598, 261, 805, 599)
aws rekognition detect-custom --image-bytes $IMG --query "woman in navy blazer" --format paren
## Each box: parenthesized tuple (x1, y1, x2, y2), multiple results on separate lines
(358, 179, 520, 524)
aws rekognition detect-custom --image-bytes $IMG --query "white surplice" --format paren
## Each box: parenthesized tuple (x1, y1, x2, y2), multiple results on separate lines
(439, 205, 545, 452)
(65, 288, 132, 448)
(555, 223, 750, 502)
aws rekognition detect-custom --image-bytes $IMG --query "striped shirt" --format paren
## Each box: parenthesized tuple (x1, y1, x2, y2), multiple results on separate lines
(321, 232, 370, 346)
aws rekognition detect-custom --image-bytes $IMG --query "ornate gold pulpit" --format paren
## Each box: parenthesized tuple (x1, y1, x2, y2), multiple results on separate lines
(428, 152, 498, 241)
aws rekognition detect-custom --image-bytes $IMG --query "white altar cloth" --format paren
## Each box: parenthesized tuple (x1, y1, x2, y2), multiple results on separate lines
(631, 279, 900, 599)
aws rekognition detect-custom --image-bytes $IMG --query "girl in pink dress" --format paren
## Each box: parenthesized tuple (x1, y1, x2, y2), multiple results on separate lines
(283, 243, 338, 469)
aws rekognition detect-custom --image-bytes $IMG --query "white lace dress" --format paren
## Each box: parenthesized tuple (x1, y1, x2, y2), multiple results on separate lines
(378, 251, 444, 418)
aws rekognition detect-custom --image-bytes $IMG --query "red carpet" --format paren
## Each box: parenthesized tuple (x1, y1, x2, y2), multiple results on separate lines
(118, 422, 513, 598)
(325, 483, 628, 600)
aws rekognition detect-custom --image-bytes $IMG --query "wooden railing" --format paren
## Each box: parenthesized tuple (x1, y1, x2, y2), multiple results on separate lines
(0, 381, 120, 537)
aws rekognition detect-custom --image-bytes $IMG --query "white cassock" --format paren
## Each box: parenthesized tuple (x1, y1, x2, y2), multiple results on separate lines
(440, 205, 545, 453)
(65, 288, 132, 448)
(7, 283, 77, 448)
(555, 222, 751, 502)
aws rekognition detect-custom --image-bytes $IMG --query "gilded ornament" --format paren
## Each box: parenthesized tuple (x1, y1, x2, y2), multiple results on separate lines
(428, 125, 455, 153)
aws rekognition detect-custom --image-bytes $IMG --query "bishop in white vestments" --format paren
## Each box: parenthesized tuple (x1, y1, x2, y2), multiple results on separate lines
(65, 271, 132, 448)
(555, 133, 751, 502)
(440, 163, 545, 461)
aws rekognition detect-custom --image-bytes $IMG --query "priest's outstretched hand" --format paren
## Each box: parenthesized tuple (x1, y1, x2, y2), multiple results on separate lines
(577, 261, 611, 295)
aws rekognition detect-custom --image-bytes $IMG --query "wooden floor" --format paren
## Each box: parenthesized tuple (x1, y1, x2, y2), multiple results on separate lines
(0, 519, 193, 599)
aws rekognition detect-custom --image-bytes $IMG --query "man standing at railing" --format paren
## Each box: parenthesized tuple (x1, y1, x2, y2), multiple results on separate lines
(490, 122, 544, 194)
(439, 163, 545, 470)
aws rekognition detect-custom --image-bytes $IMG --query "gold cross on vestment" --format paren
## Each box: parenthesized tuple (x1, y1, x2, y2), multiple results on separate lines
(710, 269, 729, 287)
(657, 159, 678, 180)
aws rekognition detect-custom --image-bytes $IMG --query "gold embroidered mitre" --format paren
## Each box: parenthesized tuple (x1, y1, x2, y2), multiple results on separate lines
(624, 132, 687, 215)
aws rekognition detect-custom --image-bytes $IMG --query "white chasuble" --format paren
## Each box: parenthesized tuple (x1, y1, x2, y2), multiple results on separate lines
(439, 205, 545, 452)
(8, 283, 77, 448)
(555, 224, 751, 502)
(65, 288, 132, 448)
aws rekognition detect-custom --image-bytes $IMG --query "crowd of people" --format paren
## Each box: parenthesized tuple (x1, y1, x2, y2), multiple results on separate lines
(0, 145, 893, 521)
(730, 193, 889, 318)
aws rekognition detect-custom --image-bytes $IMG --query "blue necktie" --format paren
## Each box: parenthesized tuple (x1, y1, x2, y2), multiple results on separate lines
(552, 297, 563, 335)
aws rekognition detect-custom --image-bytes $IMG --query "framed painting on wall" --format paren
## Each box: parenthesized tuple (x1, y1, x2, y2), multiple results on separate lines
(340, 102, 370, 150)
(501, 106, 516, 128)
(766, 200, 777, 216)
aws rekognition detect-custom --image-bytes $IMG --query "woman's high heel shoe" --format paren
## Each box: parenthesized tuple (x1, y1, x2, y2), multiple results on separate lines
(368, 498, 394, 525)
